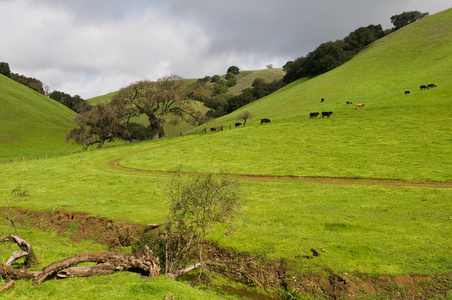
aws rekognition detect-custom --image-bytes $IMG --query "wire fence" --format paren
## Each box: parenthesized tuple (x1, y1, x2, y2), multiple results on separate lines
(0, 140, 128, 165)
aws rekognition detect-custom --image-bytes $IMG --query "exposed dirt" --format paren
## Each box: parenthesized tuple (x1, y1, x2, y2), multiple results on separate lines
(7, 208, 452, 299)
(9, 207, 145, 248)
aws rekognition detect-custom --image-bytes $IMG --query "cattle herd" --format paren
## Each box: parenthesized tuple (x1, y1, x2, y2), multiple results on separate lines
(208, 83, 438, 132)
(408, 83, 437, 94)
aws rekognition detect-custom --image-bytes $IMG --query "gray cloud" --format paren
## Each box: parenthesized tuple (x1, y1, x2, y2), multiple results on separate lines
(0, 0, 450, 98)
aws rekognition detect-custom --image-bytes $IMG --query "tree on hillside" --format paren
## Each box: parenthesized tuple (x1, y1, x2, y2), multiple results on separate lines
(225, 72, 237, 87)
(49, 91, 91, 113)
(390, 11, 429, 30)
(66, 102, 126, 148)
(237, 111, 253, 126)
(227, 66, 240, 75)
(344, 25, 384, 51)
(0, 62, 11, 77)
(112, 74, 211, 139)
(10, 73, 45, 95)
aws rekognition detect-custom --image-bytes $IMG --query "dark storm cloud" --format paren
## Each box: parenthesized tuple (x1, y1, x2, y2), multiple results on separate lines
(0, 0, 450, 98)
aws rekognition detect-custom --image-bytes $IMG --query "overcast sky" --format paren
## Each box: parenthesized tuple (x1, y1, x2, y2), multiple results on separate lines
(0, 0, 450, 98)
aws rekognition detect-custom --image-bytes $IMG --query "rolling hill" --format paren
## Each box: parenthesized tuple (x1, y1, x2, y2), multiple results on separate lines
(0, 75, 76, 161)
(0, 7, 451, 299)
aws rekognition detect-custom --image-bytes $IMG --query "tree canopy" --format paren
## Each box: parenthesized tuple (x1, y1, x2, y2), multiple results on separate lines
(66, 102, 126, 148)
(112, 75, 210, 139)
(390, 11, 429, 30)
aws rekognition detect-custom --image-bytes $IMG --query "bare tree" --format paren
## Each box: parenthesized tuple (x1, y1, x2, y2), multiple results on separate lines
(163, 172, 241, 278)
(237, 111, 253, 126)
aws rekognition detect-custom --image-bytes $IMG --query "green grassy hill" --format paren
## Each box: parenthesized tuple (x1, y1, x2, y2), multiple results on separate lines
(0, 8, 451, 299)
(224, 68, 285, 95)
(0, 75, 76, 161)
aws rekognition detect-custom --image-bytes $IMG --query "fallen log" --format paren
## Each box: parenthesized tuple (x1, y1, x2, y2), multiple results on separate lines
(33, 245, 160, 285)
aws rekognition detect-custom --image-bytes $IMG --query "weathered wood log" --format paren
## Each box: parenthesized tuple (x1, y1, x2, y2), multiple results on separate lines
(4, 235, 37, 267)
(57, 263, 116, 278)
(166, 262, 202, 279)
(0, 279, 15, 291)
(0, 268, 40, 280)
(33, 245, 160, 285)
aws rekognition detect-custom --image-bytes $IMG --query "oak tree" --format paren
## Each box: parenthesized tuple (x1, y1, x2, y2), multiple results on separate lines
(112, 75, 210, 139)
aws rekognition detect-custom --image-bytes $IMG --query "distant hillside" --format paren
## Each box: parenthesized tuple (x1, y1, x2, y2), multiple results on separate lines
(202, 8, 452, 127)
(0, 75, 76, 160)
(223, 68, 285, 95)
(85, 71, 284, 137)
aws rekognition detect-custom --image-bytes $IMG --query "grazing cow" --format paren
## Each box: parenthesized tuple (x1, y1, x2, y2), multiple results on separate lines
(235, 122, 242, 127)
(210, 126, 223, 132)
(346, 100, 353, 104)
(321, 111, 333, 118)
(310, 112, 320, 118)
(405, 91, 410, 94)
(261, 118, 271, 124)
(355, 103, 365, 108)
(428, 83, 437, 88)
(320, 98, 325, 102)
(420, 85, 428, 90)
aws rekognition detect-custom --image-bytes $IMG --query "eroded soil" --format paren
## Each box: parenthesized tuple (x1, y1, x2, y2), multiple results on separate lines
(7, 208, 452, 299)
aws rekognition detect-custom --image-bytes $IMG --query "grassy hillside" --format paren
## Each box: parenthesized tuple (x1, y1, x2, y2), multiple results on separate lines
(0, 8, 451, 299)
(224, 68, 285, 95)
(0, 75, 76, 161)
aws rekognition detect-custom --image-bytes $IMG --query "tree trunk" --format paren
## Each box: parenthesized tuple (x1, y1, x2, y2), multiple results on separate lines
(5, 235, 37, 267)
(149, 116, 161, 139)
(97, 139, 105, 148)
(33, 245, 160, 285)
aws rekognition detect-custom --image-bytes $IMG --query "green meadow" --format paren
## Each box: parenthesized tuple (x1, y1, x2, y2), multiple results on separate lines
(0, 7, 452, 299)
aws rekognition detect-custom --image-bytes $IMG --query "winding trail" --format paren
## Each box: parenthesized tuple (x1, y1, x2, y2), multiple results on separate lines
(107, 139, 452, 188)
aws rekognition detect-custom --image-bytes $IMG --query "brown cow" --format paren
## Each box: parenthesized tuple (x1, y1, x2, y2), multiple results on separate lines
(355, 103, 365, 109)
(346, 101, 353, 104)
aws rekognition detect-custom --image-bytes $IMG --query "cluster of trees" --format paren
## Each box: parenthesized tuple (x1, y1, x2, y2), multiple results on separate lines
(390, 11, 429, 30)
(1, 62, 46, 95)
(67, 74, 211, 148)
(283, 24, 385, 83)
(197, 66, 285, 118)
(1, 62, 90, 113)
(49, 91, 91, 113)
(283, 11, 428, 84)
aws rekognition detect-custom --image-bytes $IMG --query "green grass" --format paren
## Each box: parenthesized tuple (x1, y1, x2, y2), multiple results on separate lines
(1, 7, 452, 298)
(226, 68, 285, 95)
(0, 75, 76, 161)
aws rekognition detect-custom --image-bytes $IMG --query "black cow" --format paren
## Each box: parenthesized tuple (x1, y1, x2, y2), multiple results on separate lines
(405, 91, 410, 94)
(261, 118, 271, 124)
(235, 122, 242, 127)
(320, 98, 324, 102)
(310, 112, 319, 118)
(321, 111, 333, 118)
(210, 127, 216, 132)
(420, 85, 428, 90)
(428, 83, 437, 88)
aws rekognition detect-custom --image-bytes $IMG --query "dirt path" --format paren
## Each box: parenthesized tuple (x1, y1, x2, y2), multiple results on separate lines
(107, 141, 452, 188)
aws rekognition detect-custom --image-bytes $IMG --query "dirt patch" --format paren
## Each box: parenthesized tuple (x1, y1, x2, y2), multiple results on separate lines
(10, 207, 144, 248)
(8, 208, 452, 299)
